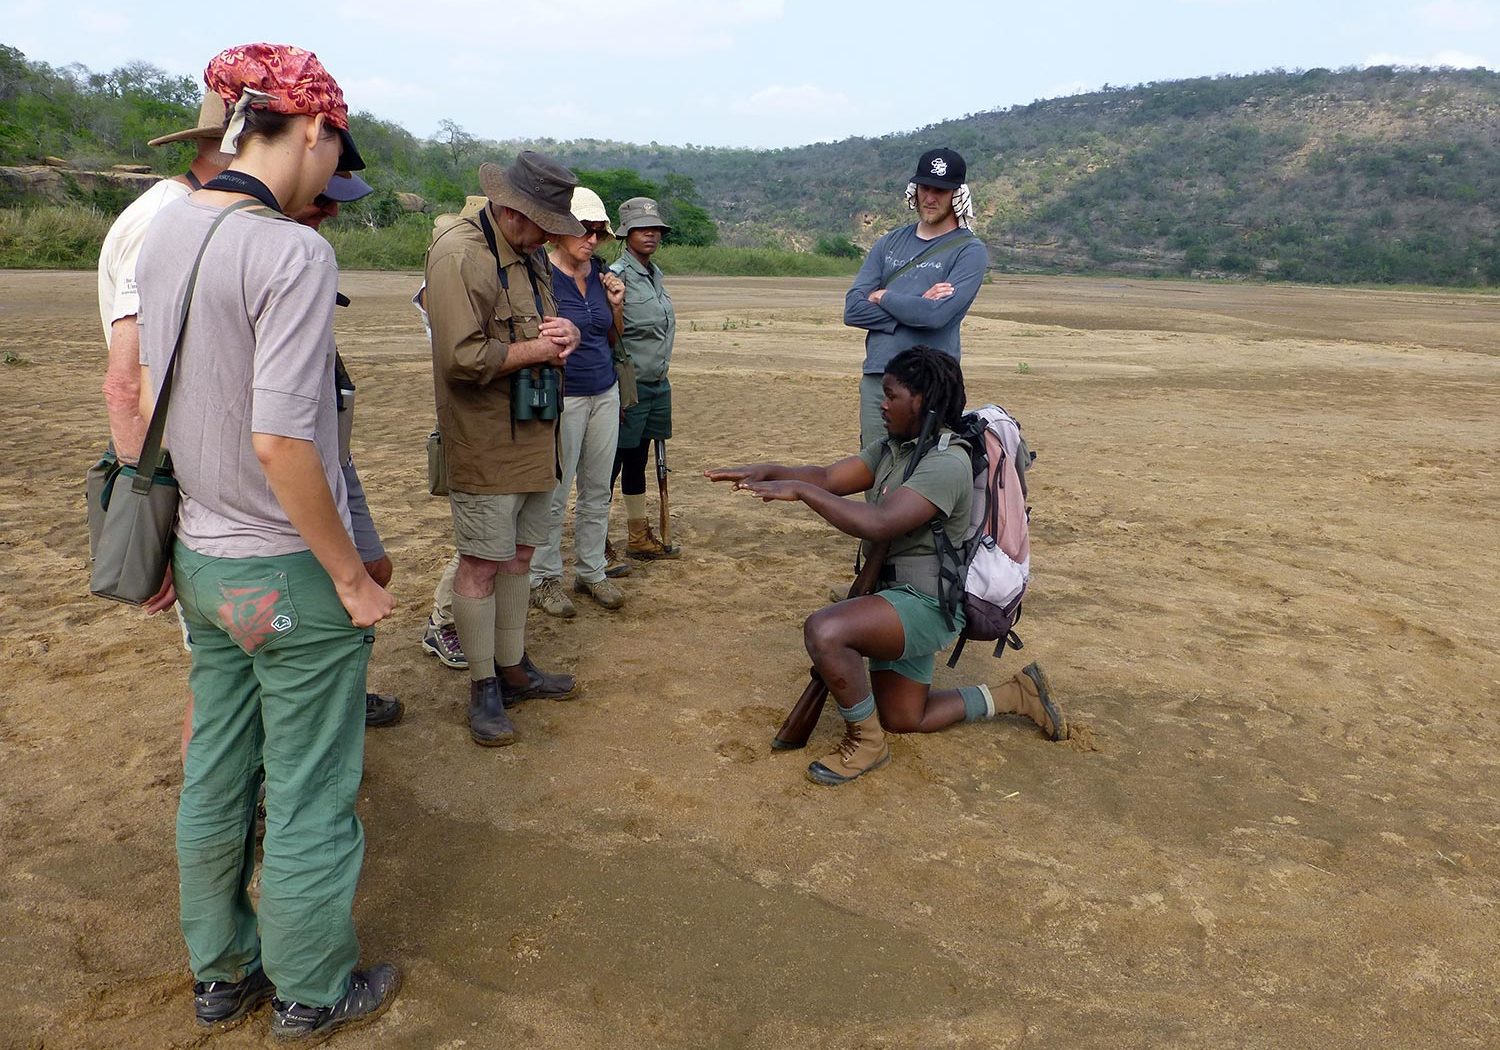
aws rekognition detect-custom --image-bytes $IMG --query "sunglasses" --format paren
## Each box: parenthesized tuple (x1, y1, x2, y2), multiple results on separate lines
(579, 223, 609, 240)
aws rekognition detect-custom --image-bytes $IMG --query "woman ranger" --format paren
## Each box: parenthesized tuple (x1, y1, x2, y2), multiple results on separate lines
(706, 346, 1066, 785)
(610, 196, 679, 559)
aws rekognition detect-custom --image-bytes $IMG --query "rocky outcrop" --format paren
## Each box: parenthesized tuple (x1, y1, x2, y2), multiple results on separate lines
(0, 165, 160, 204)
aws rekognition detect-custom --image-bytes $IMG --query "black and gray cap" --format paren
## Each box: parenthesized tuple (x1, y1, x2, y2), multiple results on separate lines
(912, 147, 966, 190)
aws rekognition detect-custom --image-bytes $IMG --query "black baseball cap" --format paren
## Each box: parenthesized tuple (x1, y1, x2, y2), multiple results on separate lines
(912, 147, 966, 190)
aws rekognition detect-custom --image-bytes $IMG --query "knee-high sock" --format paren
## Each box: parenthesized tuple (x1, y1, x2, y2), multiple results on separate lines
(493, 573, 529, 667)
(452, 592, 496, 683)
(624, 492, 647, 521)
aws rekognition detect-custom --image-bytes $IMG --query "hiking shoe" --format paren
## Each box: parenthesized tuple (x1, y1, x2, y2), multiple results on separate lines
(365, 692, 403, 729)
(500, 652, 577, 707)
(194, 967, 273, 1029)
(574, 576, 625, 610)
(421, 616, 467, 670)
(1020, 662, 1067, 741)
(468, 678, 516, 747)
(807, 713, 890, 786)
(603, 540, 632, 578)
(270, 963, 400, 1041)
(530, 577, 577, 619)
(627, 518, 680, 560)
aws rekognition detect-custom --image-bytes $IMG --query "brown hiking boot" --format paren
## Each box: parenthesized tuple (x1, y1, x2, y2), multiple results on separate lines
(627, 518, 680, 560)
(574, 576, 625, 610)
(806, 712, 890, 785)
(603, 539, 632, 578)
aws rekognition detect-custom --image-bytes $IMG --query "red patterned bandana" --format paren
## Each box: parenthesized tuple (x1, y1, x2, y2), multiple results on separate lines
(204, 43, 349, 130)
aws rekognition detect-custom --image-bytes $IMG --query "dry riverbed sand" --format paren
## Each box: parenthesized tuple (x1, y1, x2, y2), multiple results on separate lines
(1, 271, 1497, 1049)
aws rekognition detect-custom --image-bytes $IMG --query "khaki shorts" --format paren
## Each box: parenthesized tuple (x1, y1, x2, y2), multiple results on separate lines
(450, 489, 552, 562)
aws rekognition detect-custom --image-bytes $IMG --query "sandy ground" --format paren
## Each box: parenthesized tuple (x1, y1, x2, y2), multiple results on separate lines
(1, 270, 1497, 1049)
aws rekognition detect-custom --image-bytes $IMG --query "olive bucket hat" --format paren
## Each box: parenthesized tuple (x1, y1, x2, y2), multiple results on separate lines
(478, 151, 585, 237)
(616, 196, 671, 236)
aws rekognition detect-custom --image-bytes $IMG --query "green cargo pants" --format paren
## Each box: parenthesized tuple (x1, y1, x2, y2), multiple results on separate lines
(172, 544, 372, 1007)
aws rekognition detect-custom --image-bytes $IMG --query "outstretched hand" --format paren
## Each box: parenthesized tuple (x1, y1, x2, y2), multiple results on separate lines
(703, 464, 772, 488)
(736, 479, 803, 503)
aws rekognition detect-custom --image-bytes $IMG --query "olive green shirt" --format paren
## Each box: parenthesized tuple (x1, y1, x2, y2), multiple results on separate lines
(426, 213, 559, 494)
(857, 430, 972, 597)
(609, 250, 675, 383)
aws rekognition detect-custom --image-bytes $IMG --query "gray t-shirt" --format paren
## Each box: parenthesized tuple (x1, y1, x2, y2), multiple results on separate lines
(136, 198, 350, 558)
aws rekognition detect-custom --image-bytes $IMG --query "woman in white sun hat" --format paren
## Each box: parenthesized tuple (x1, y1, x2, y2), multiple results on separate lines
(529, 186, 631, 617)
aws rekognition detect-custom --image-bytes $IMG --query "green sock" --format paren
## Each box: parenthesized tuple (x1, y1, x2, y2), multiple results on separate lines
(959, 684, 994, 722)
(452, 592, 496, 683)
(840, 693, 876, 722)
(493, 573, 529, 668)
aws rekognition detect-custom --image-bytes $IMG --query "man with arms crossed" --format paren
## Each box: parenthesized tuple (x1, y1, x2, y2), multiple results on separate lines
(844, 147, 989, 447)
(425, 152, 582, 747)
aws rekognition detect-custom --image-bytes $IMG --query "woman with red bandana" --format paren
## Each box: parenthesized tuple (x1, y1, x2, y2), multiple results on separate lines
(135, 43, 398, 1039)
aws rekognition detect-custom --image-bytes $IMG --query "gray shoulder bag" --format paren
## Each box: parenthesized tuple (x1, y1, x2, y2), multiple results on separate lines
(89, 200, 255, 604)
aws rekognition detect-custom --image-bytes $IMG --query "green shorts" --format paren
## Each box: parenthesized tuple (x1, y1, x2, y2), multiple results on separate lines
(618, 378, 671, 448)
(869, 585, 964, 685)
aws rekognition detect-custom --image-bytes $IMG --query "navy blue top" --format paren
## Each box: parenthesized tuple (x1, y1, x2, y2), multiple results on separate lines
(550, 260, 617, 397)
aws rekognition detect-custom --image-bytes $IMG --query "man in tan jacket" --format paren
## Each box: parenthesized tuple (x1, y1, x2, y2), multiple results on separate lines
(426, 152, 582, 746)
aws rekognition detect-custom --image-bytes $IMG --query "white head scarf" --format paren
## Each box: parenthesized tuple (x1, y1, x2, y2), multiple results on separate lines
(905, 181, 975, 230)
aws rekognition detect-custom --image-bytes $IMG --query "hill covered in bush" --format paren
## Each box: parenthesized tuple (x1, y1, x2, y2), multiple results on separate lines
(2, 44, 1495, 285)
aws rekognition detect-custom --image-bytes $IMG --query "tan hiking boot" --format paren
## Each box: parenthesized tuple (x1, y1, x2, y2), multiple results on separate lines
(603, 539, 632, 578)
(1016, 662, 1067, 740)
(530, 577, 576, 619)
(627, 517, 680, 560)
(574, 576, 625, 610)
(806, 712, 890, 785)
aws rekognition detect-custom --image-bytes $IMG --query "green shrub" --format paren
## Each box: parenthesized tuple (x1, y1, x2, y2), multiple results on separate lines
(0, 205, 112, 267)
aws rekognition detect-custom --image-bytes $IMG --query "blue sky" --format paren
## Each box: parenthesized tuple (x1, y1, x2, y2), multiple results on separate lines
(5, 1, 1496, 148)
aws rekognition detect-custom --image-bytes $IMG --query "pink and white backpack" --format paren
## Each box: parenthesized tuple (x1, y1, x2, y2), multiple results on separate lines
(933, 404, 1034, 667)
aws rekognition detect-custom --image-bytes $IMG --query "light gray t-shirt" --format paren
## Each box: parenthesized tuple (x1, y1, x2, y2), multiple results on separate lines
(136, 198, 350, 558)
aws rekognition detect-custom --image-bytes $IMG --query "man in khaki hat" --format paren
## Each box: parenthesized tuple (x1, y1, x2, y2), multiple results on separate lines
(98, 90, 234, 473)
(425, 151, 583, 747)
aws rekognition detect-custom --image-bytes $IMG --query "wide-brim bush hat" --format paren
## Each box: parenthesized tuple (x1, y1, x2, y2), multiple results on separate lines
(148, 90, 228, 147)
(569, 186, 614, 237)
(478, 151, 584, 237)
(204, 43, 364, 171)
(616, 196, 671, 236)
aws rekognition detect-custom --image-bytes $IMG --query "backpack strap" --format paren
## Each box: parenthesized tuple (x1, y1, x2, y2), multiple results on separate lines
(879, 231, 974, 290)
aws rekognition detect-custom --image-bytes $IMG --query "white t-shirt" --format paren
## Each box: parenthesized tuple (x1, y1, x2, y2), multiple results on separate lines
(96, 178, 191, 343)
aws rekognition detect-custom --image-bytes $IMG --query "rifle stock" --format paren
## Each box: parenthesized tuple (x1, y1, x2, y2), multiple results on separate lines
(770, 539, 889, 751)
(653, 438, 675, 550)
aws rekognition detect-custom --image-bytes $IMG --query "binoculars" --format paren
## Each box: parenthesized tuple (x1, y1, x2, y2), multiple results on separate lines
(512, 366, 560, 421)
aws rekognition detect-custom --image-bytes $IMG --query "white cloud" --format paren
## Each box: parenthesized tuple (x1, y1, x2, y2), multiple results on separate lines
(339, 0, 783, 53)
(1363, 49, 1493, 68)
(340, 76, 437, 107)
(79, 9, 131, 34)
(1415, 1, 1499, 32)
(730, 83, 852, 118)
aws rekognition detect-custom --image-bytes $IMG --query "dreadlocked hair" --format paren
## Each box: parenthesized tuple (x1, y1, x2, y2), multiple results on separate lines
(885, 345, 967, 431)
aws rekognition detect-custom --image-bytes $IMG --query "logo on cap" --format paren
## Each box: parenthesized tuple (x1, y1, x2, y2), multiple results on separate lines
(930, 158, 948, 176)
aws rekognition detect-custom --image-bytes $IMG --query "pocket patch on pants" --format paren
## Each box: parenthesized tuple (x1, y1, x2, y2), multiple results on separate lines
(215, 572, 296, 655)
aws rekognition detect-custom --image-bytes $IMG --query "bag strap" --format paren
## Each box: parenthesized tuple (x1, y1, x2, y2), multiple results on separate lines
(879, 231, 974, 290)
(132, 199, 258, 495)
